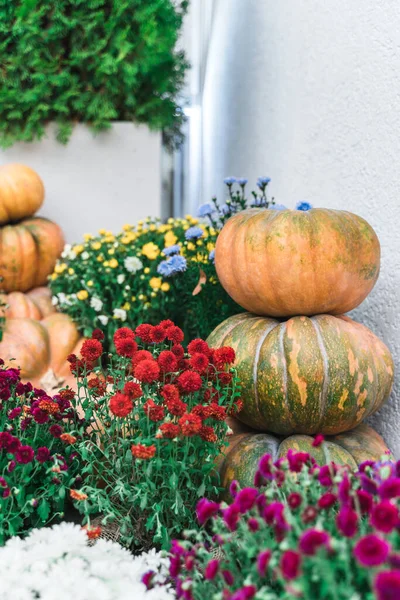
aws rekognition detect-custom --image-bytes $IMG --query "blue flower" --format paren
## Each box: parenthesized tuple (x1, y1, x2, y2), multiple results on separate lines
(157, 255, 187, 277)
(162, 245, 180, 256)
(251, 198, 267, 207)
(257, 176, 271, 189)
(197, 203, 215, 218)
(237, 178, 248, 186)
(185, 226, 204, 240)
(270, 203, 287, 211)
(224, 177, 237, 186)
(209, 249, 215, 262)
(219, 204, 231, 216)
(295, 201, 313, 211)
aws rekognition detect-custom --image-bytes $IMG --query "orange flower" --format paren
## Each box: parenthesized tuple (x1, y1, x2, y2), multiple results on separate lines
(131, 443, 156, 460)
(70, 489, 88, 501)
(60, 433, 77, 445)
(38, 399, 60, 415)
(83, 525, 102, 540)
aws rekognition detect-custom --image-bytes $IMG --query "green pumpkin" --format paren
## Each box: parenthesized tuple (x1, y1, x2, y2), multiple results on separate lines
(208, 313, 394, 435)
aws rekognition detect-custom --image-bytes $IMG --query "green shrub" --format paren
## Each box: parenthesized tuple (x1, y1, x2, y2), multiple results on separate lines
(0, 0, 188, 147)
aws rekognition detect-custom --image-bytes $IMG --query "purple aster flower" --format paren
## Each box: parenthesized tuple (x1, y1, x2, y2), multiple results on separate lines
(270, 203, 287, 210)
(237, 178, 248, 186)
(208, 249, 215, 262)
(219, 204, 231, 216)
(185, 226, 204, 240)
(257, 176, 271, 189)
(162, 244, 181, 256)
(224, 176, 237, 186)
(197, 203, 215, 217)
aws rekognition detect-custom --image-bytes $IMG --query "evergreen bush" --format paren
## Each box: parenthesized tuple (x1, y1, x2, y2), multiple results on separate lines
(0, 0, 188, 147)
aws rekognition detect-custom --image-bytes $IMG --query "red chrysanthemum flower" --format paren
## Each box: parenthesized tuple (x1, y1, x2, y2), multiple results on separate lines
(177, 371, 203, 394)
(15, 445, 35, 464)
(187, 339, 211, 357)
(123, 381, 143, 399)
(159, 423, 180, 439)
(81, 339, 103, 362)
(166, 325, 184, 344)
(92, 328, 105, 341)
(165, 398, 187, 417)
(134, 359, 160, 383)
(158, 351, 178, 373)
(84, 525, 102, 540)
(135, 324, 154, 344)
(171, 344, 185, 358)
(159, 319, 175, 330)
(60, 433, 77, 445)
(131, 350, 153, 368)
(143, 399, 165, 422)
(114, 327, 136, 343)
(179, 412, 202, 436)
(288, 492, 303, 509)
(109, 393, 133, 418)
(217, 371, 233, 386)
(204, 387, 220, 403)
(67, 353, 78, 364)
(199, 425, 217, 443)
(213, 346, 236, 368)
(161, 384, 180, 402)
(189, 353, 209, 373)
(59, 388, 75, 401)
(38, 399, 59, 415)
(131, 443, 156, 459)
(150, 325, 167, 343)
(115, 337, 138, 357)
(191, 405, 207, 420)
(87, 377, 107, 396)
(209, 404, 227, 421)
(70, 489, 88, 501)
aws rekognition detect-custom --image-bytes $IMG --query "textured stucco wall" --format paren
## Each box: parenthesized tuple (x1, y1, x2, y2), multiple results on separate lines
(202, 0, 400, 455)
(0, 123, 161, 243)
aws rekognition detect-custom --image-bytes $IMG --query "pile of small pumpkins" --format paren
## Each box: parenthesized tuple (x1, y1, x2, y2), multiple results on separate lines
(209, 206, 395, 496)
(0, 163, 83, 389)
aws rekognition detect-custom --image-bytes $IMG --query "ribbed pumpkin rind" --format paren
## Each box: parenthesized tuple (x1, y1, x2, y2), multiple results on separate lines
(0, 164, 44, 225)
(215, 208, 380, 317)
(208, 313, 394, 435)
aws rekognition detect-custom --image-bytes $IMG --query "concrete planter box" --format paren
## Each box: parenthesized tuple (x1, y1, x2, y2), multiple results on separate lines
(0, 123, 162, 242)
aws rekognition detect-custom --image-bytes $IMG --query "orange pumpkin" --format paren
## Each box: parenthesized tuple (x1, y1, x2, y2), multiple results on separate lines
(0, 217, 65, 292)
(0, 164, 45, 225)
(215, 208, 380, 317)
(208, 313, 394, 436)
(217, 424, 392, 502)
(0, 292, 83, 390)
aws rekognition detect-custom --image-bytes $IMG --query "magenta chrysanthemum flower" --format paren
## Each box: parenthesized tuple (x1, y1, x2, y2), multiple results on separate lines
(354, 534, 390, 567)
(287, 492, 303, 509)
(223, 503, 240, 531)
(287, 449, 310, 473)
(338, 473, 351, 505)
(236, 487, 258, 512)
(318, 464, 335, 487)
(36, 447, 51, 464)
(222, 570, 235, 585)
(231, 585, 257, 600)
(378, 477, 400, 500)
(263, 501, 285, 526)
(258, 454, 273, 478)
(15, 445, 34, 464)
(336, 506, 358, 537)
(318, 492, 337, 510)
(257, 550, 271, 576)
(204, 559, 219, 580)
(280, 550, 301, 580)
(196, 498, 219, 525)
(356, 489, 373, 514)
(229, 480, 239, 498)
(312, 434, 324, 447)
(49, 424, 63, 438)
(248, 517, 260, 532)
(299, 528, 330, 555)
(370, 500, 399, 533)
(374, 571, 400, 600)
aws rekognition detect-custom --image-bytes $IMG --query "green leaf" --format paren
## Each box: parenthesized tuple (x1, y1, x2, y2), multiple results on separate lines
(38, 499, 50, 522)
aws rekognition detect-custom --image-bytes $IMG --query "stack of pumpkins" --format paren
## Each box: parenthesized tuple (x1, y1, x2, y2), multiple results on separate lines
(0, 163, 83, 389)
(208, 207, 395, 497)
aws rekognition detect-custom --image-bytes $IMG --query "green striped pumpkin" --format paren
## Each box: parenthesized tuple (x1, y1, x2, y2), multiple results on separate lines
(208, 313, 394, 435)
(217, 424, 392, 502)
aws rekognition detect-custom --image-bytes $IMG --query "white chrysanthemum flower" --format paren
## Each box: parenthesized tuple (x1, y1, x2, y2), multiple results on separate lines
(113, 308, 127, 321)
(52, 296, 58, 306)
(81, 251, 90, 261)
(117, 274, 125, 284)
(124, 256, 143, 273)
(0, 523, 174, 599)
(90, 297, 103, 312)
(61, 244, 72, 258)
(98, 315, 109, 326)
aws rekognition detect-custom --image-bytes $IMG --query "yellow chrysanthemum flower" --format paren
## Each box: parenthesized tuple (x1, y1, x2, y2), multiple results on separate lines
(131, 296, 137, 302)
(104, 235, 115, 243)
(87, 280, 94, 287)
(122, 224, 132, 231)
(108, 259, 118, 268)
(54, 263, 67, 274)
(91, 242, 102, 251)
(73, 244, 84, 254)
(108, 248, 115, 255)
(103, 261, 110, 267)
(187, 242, 196, 251)
(144, 267, 150, 274)
(68, 268, 75, 275)
(207, 242, 215, 252)
(141, 242, 160, 260)
(161, 282, 170, 292)
(149, 277, 162, 290)
(97, 255, 104, 262)
(149, 224, 156, 232)
(77, 290, 89, 300)
(122, 302, 131, 310)
(83, 233, 93, 241)
(164, 230, 178, 247)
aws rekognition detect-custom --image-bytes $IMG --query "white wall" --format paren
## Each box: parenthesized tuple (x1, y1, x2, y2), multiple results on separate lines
(202, 0, 400, 455)
(0, 123, 161, 242)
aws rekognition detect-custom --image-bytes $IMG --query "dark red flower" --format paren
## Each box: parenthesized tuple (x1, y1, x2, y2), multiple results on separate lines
(0, 432, 12, 450)
(258, 454, 273, 478)
(49, 424, 63, 438)
(115, 337, 138, 357)
(199, 425, 217, 443)
(159, 423, 180, 439)
(131, 349, 153, 367)
(179, 413, 202, 436)
(280, 550, 301, 580)
(81, 339, 103, 361)
(66, 353, 78, 364)
(109, 393, 133, 417)
(166, 325, 184, 344)
(338, 473, 351, 505)
(158, 350, 178, 373)
(217, 371, 233, 386)
(165, 398, 187, 417)
(135, 324, 154, 343)
(187, 339, 211, 356)
(312, 434, 324, 447)
(371, 500, 399, 533)
(318, 492, 337, 510)
(222, 570, 235, 586)
(360, 473, 378, 495)
(299, 528, 330, 555)
(248, 518, 259, 532)
(302, 506, 318, 524)
(189, 353, 209, 373)
(134, 359, 160, 383)
(36, 447, 51, 463)
(288, 492, 303, 509)
(143, 399, 165, 421)
(171, 344, 185, 358)
(123, 381, 143, 399)
(374, 571, 400, 600)
(231, 587, 257, 600)
(336, 506, 358, 537)
(354, 534, 390, 567)
(177, 371, 203, 394)
(92, 328, 105, 341)
(32, 408, 49, 424)
(150, 325, 167, 343)
(15, 445, 35, 464)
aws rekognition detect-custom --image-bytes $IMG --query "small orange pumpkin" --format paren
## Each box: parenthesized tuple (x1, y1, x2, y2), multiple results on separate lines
(0, 217, 65, 292)
(0, 287, 57, 320)
(215, 208, 381, 317)
(0, 163, 45, 225)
